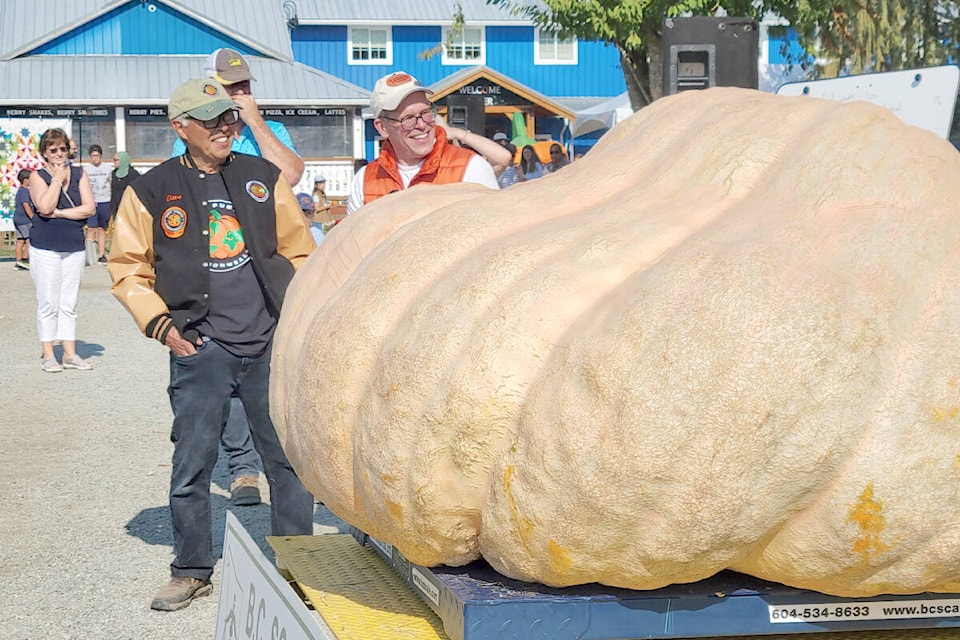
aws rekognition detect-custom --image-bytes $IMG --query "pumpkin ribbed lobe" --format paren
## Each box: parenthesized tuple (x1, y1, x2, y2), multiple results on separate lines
(273, 87, 960, 596)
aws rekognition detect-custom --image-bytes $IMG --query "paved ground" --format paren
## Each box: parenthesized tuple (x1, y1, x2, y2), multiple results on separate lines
(0, 256, 346, 639)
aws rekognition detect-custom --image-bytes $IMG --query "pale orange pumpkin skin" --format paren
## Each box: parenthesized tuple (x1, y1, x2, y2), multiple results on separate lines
(271, 87, 960, 597)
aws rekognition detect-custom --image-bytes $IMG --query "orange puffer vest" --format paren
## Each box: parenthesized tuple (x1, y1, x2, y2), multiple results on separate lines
(363, 127, 476, 206)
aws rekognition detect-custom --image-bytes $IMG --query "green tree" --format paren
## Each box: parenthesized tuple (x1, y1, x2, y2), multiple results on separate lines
(490, 0, 960, 108)
(772, 0, 960, 76)
(489, 0, 762, 109)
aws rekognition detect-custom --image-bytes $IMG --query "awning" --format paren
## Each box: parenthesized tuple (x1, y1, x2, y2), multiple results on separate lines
(571, 92, 633, 138)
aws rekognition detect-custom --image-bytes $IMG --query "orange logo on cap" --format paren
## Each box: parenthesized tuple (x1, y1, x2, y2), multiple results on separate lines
(202, 83, 219, 96)
(387, 73, 413, 87)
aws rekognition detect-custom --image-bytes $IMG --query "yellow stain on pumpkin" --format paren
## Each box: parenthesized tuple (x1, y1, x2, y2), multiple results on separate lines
(931, 406, 959, 422)
(547, 539, 573, 574)
(847, 484, 890, 562)
(385, 498, 404, 524)
(502, 466, 535, 551)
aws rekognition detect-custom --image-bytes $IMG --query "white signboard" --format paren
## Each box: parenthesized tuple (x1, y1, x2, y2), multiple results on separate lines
(776, 65, 960, 139)
(215, 512, 334, 640)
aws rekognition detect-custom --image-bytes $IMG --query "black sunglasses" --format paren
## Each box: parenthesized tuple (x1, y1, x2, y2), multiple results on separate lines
(192, 110, 240, 130)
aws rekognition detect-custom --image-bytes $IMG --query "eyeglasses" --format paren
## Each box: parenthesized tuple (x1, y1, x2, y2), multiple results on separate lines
(48, 146, 69, 154)
(381, 108, 437, 132)
(550, 149, 564, 155)
(192, 110, 240, 129)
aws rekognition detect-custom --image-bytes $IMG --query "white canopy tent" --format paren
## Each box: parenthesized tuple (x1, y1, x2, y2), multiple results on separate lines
(571, 92, 633, 138)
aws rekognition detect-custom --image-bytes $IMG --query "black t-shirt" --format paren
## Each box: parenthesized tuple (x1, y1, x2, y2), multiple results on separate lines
(194, 173, 275, 357)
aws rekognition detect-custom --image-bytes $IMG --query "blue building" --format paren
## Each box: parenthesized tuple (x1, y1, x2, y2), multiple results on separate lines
(0, 0, 807, 221)
(0, 0, 370, 200)
(286, 0, 628, 157)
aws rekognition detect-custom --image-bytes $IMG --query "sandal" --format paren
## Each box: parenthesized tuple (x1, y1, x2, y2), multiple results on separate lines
(41, 358, 63, 373)
(62, 354, 93, 370)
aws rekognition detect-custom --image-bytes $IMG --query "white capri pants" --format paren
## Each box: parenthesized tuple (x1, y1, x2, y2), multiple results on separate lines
(29, 247, 86, 343)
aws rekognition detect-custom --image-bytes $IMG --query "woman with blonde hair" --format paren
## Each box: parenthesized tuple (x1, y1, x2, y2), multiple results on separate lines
(28, 128, 96, 372)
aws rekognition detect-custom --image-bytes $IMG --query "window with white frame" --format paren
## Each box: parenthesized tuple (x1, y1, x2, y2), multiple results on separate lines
(442, 26, 484, 65)
(349, 27, 391, 65)
(535, 28, 577, 64)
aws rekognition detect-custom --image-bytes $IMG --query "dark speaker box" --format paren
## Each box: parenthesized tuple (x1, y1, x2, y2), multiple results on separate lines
(441, 94, 486, 135)
(662, 17, 759, 96)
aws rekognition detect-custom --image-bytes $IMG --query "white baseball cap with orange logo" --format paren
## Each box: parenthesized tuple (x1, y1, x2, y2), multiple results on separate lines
(370, 72, 434, 117)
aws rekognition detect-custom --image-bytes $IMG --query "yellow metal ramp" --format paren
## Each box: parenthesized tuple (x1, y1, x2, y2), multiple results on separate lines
(268, 533, 449, 640)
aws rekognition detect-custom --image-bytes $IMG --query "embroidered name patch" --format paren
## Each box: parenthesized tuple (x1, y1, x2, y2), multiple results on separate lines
(161, 206, 187, 238)
(245, 180, 269, 202)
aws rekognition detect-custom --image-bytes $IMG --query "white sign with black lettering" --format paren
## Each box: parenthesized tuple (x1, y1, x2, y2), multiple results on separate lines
(410, 567, 440, 608)
(215, 512, 334, 640)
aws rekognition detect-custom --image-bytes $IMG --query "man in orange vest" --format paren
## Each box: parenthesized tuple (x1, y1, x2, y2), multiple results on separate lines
(347, 71, 509, 214)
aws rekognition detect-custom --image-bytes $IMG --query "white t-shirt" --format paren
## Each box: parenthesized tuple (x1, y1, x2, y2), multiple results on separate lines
(84, 162, 113, 204)
(346, 154, 499, 215)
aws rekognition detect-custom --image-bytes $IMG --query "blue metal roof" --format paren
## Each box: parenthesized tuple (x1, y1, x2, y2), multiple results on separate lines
(292, 0, 543, 24)
(0, 0, 366, 106)
(0, 55, 369, 106)
(0, 0, 293, 61)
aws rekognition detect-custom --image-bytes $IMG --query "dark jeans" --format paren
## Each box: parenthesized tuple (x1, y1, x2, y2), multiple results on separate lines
(220, 396, 262, 480)
(167, 339, 314, 581)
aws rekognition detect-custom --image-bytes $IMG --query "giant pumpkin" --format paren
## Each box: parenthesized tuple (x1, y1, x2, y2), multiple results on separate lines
(271, 87, 960, 597)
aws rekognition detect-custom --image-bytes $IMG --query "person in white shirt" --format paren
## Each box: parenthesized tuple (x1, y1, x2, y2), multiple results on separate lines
(83, 144, 113, 263)
(346, 71, 510, 215)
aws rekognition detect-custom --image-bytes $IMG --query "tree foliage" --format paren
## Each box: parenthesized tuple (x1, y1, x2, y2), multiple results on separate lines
(488, 0, 960, 110)
(488, 0, 760, 109)
(777, 0, 960, 76)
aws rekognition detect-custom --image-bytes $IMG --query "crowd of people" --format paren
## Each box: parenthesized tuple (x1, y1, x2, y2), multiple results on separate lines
(10, 49, 580, 614)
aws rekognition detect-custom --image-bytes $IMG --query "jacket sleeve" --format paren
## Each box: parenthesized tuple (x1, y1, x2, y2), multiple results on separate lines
(273, 174, 316, 270)
(107, 187, 175, 342)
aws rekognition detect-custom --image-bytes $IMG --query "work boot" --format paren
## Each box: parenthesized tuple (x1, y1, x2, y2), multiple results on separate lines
(150, 577, 212, 611)
(230, 474, 261, 506)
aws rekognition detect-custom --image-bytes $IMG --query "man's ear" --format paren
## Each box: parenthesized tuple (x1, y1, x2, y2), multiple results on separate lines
(171, 120, 188, 141)
(373, 118, 389, 139)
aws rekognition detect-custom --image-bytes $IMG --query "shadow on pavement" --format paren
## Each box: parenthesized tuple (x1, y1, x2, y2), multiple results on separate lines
(125, 453, 345, 565)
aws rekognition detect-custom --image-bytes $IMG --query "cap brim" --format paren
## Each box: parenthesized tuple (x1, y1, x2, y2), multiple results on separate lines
(182, 100, 239, 121)
(212, 71, 255, 84)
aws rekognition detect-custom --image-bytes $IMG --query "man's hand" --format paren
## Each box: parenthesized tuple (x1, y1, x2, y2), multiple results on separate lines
(228, 88, 305, 186)
(230, 92, 264, 129)
(164, 326, 199, 357)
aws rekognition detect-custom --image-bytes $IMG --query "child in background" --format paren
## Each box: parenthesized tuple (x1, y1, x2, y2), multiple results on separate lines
(14, 169, 35, 270)
(297, 192, 325, 246)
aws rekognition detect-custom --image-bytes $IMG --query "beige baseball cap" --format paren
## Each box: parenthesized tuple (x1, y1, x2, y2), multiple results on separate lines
(203, 48, 256, 85)
(167, 78, 238, 121)
(371, 71, 434, 117)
